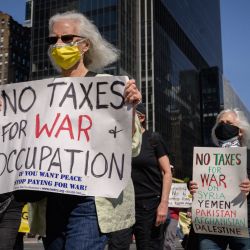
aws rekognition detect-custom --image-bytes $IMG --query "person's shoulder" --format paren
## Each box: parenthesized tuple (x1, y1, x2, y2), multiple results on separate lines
(149, 131, 169, 154)
(147, 130, 161, 147)
(143, 129, 152, 138)
(149, 131, 162, 141)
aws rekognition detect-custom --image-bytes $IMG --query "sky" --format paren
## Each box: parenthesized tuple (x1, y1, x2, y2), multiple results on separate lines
(0, 0, 249, 110)
(220, 0, 250, 110)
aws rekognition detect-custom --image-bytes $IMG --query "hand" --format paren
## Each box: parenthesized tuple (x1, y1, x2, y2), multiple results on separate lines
(155, 202, 168, 227)
(124, 79, 141, 106)
(189, 180, 198, 195)
(239, 178, 250, 195)
(186, 211, 192, 218)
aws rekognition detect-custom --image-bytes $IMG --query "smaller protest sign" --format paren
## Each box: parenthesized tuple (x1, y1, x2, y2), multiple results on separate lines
(168, 183, 192, 208)
(192, 147, 249, 238)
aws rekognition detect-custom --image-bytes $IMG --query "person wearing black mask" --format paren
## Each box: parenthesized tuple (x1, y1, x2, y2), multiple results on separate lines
(213, 120, 241, 147)
(189, 109, 250, 250)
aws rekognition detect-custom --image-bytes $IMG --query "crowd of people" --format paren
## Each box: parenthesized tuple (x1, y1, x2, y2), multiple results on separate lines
(0, 10, 250, 250)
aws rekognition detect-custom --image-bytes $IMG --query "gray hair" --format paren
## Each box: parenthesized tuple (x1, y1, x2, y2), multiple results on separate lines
(48, 11, 119, 71)
(211, 108, 250, 147)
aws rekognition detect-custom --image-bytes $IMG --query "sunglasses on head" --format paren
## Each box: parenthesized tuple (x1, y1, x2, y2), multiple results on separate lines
(47, 34, 85, 45)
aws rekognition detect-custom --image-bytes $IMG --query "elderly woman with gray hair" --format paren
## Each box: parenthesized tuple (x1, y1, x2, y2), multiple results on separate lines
(27, 11, 142, 250)
(189, 108, 250, 250)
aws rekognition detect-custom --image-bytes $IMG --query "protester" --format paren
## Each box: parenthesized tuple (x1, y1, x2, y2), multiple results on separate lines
(26, 11, 142, 250)
(189, 109, 250, 250)
(109, 103, 172, 250)
(0, 193, 24, 250)
(132, 103, 172, 249)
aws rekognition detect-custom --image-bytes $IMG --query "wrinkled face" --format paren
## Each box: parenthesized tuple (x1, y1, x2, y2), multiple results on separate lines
(50, 19, 89, 52)
(51, 19, 78, 39)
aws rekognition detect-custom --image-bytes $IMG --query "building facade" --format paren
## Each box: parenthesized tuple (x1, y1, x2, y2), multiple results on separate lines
(140, 0, 223, 177)
(29, 0, 223, 178)
(24, 0, 33, 27)
(0, 12, 30, 85)
(223, 78, 250, 121)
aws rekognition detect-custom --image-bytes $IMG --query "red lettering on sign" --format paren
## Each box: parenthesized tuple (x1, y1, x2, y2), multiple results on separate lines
(35, 113, 92, 142)
(78, 115, 92, 142)
(200, 174, 227, 188)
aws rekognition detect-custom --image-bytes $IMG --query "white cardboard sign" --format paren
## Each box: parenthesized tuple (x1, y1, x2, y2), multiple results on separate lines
(0, 76, 132, 198)
(168, 183, 192, 208)
(192, 147, 249, 238)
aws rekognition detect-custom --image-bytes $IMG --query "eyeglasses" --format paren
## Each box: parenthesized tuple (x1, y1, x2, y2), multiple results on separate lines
(47, 34, 85, 45)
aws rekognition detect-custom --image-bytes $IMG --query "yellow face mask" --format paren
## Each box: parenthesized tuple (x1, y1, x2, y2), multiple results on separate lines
(50, 44, 82, 70)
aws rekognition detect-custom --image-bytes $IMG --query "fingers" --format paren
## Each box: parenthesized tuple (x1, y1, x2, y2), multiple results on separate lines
(189, 179, 250, 194)
(155, 214, 166, 227)
(239, 179, 250, 193)
(189, 180, 198, 195)
(124, 79, 141, 106)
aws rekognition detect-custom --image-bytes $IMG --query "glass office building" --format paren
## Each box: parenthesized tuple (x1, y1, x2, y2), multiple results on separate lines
(223, 78, 250, 122)
(29, 0, 223, 178)
(139, 0, 223, 177)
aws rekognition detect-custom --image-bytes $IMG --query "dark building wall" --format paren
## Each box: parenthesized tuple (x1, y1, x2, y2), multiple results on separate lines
(162, 0, 223, 69)
(151, 0, 223, 178)
(199, 67, 222, 146)
(0, 12, 30, 84)
(153, 23, 202, 177)
(118, 1, 137, 78)
(139, 0, 154, 129)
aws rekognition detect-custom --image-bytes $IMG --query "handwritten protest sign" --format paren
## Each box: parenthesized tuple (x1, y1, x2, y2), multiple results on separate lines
(168, 183, 192, 208)
(192, 147, 249, 238)
(0, 76, 132, 198)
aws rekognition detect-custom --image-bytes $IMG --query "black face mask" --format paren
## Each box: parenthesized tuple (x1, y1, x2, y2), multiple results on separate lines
(215, 122, 239, 141)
